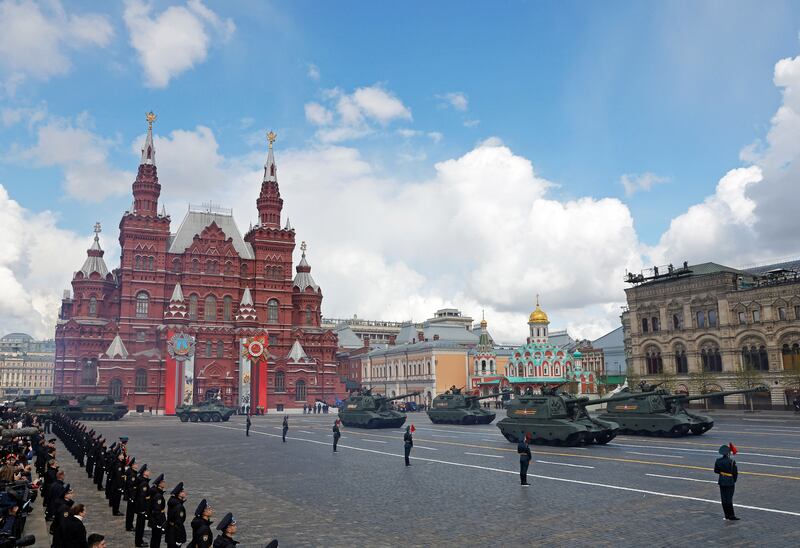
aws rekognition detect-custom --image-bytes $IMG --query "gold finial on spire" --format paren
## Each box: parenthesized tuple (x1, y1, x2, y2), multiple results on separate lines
(300, 240, 307, 255)
(93, 221, 102, 235)
(267, 130, 277, 149)
(146, 111, 157, 129)
(536, 293, 540, 307)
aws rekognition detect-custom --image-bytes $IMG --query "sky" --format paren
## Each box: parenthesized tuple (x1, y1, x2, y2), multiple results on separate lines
(1, 0, 800, 344)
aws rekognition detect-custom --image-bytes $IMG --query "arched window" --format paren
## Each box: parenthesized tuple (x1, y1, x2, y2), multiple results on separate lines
(191, 259, 199, 273)
(305, 306, 312, 325)
(651, 316, 660, 332)
(172, 258, 181, 273)
(275, 371, 286, 392)
(223, 296, 232, 322)
(216, 341, 224, 358)
(205, 296, 217, 321)
(742, 345, 769, 371)
(267, 299, 279, 323)
(205, 340, 212, 358)
(241, 263, 248, 277)
(701, 345, 723, 372)
(148, 256, 155, 271)
(224, 261, 232, 275)
(489, 359, 494, 372)
(135, 291, 149, 318)
(782, 343, 800, 371)
(481, 359, 486, 372)
(645, 347, 663, 375)
(81, 358, 96, 385)
(295, 380, 307, 401)
(189, 294, 198, 321)
(89, 296, 97, 316)
(109, 378, 122, 400)
(641, 318, 649, 333)
(696, 311, 706, 328)
(135, 368, 147, 392)
(672, 313, 682, 330)
(517, 364, 524, 376)
(674, 345, 688, 374)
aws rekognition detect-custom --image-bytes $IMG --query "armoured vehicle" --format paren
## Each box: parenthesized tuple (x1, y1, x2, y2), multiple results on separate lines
(427, 387, 500, 425)
(66, 395, 129, 421)
(598, 384, 769, 436)
(338, 389, 421, 428)
(25, 395, 70, 418)
(175, 398, 236, 423)
(496, 384, 641, 446)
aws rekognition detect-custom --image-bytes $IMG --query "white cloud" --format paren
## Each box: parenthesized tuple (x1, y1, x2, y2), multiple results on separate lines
(123, 0, 235, 88)
(19, 116, 134, 202)
(427, 131, 443, 143)
(620, 172, 669, 196)
(0, 0, 113, 92)
(0, 184, 91, 338)
(307, 63, 320, 81)
(306, 84, 412, 143)
(463, 119, 480, 128)
(438, 91, 469, 111)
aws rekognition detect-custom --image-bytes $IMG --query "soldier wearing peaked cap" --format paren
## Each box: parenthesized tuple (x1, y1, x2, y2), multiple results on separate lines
(714, 443, 740, 521)
(134, 465, 151, 547)
(149, 474, 167, 548)
(111, 450, 127, 515)
(125, 458, 139, 531)
(166, 481, 188, 548)
(213, 513, 237, 548)
(190, 499, 213, 548)
(332, 419, 341, 452)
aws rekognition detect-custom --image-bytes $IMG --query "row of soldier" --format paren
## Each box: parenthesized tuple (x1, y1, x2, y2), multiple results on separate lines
(52, 413, 278, 548)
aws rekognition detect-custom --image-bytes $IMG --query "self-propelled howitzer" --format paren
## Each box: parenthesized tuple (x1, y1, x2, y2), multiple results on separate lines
(496, 391, 641, 446)
(598, 386, 769, 436)
(338, 391, 421, 428)
(427, 392, 500, 425)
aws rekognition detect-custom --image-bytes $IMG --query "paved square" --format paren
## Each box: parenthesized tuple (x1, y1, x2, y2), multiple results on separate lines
(67, 410, 800, 547)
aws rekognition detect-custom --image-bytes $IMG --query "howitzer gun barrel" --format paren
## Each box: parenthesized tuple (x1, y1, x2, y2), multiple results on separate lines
(384, 391, 421, 402)
(468, 393, 503, 400)
(670, 386, 769, 402)
(575, 392, 646, 407)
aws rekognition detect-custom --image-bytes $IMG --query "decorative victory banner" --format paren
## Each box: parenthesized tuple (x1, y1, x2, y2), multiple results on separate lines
(165, 331, 196, 415)
(240, 334, 269, 412)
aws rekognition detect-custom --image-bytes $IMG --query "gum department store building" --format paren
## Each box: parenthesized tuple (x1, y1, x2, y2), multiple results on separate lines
(54, 116, 345, 412)
(623, 261, 800, 407)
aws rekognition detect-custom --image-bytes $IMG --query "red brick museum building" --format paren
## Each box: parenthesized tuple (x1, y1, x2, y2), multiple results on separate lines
(54, 118, 345, 413)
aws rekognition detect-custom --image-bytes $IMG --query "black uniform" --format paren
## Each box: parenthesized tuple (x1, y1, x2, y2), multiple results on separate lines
(166, 495, 187, 548)
(61, 515, 88, 548)
(403, 429, 413, 466)
(282, 417, 288, 442)
(51, 498, 73, 548)
(212, 534, 237, 548)
(135, 476, 151, 547)
(111, 457, 126, 515)
(125, 465, 139, 530)
(190, 516, 213, 548)
(714, 447, 739, 520)
(245, 415, 251, 437)
(332, 423, 341, 452)
(517, 439, 532, 485)
(149, 483, 167, 548)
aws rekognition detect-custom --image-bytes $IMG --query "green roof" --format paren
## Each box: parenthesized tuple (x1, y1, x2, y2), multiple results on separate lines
(506, 376, 569, 384)
(600, 375, 626, 384)
(477, 379, 501, 385)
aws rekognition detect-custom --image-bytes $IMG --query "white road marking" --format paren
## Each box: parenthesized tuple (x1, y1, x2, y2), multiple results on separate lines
(535, 460, 594, 469)
(299, 430, 314, 434)
(481, 439, 499, 442)
(464, 452, 504, 459)
(645, 473, 717, 484)
(429, 434, 460, 439)
(206, 424, 800, 518)
(414, 446, 438, 451)
(362, 439, 387, 444)
(627, 451, 684, 459)
(611, 442, 800, 461)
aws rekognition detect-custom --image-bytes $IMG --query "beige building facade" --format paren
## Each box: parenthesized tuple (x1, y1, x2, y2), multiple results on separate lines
(622, 261, 800, 407)
(0, 333, 56, 399)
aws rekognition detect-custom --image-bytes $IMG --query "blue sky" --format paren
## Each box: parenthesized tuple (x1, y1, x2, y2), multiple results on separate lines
(2, 0, 800, 341)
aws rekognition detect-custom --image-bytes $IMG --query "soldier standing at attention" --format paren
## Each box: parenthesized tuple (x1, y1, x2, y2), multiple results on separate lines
(135, 465, 151, 547)
(166, 482, 187, 548)
(518, 435, 532, 486)
(149, 474, 168, 548)
(715, 443, 740, 520)
(190, 499, 214, 548)
(245, 414, 251, 437)
(403, 425, 414, 466)
(332, 420, 341, 452)
(282, 416, 288, 443)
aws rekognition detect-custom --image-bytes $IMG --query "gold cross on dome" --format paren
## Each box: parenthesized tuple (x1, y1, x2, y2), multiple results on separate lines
(93, 222, 102, 235)
(300, 241, 307, 254)
(267, 130, 277, 149)
(146, 111, 157, 129)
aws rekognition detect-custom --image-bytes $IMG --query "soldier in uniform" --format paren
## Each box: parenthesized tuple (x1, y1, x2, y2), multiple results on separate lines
(212, 513, 237, 548)
(125, 458, 139, 531)
(190, 499, 214, 548)
(714, 444, 739, 520)
(245, 414, 251, 437)
(166, 482, 188, 548)
(332, 420, 341, 452)
(403, 425, 413, 466)
(517, 434, 532, 486)
(93, 439, 106, 491)
(111, 450, 127, 516)
(51, 483, 74, 548)
(149, 473, 168, 548)
(135, 464, 152, 547)
(282, 416, 288, 443)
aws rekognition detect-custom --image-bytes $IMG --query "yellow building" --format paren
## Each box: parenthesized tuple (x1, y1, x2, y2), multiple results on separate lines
(0, 333, 55, 399)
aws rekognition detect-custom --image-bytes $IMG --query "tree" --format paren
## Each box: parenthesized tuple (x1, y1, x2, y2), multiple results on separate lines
(732, 363, 765, 412)
(625, 364, 641, 391)
(689, 368, 719, 410)
(655, 370, 677, 392)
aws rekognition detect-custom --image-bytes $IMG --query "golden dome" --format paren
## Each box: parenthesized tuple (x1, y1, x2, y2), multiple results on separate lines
(480, 318, 488, 328)
(529, 304, 549, 324)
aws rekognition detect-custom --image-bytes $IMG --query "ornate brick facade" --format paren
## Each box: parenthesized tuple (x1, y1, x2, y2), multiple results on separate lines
(54, 118, 344, 412)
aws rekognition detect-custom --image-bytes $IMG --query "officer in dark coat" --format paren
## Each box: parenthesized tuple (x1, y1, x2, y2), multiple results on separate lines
(61, 503, 88, 548)
(282, 416, 288, 443)
(51, 483, 74, 548)
(332, 420, 341, 452)
(245, 414, 251, 437)
(111, 450, 127, 516)
(93, 439, 106, 491)
(403, 425, 413, 466)
(714, 444, 739, 520)
(149, 473, 168, 548)
(125, 458, 139, 531)
(517, 435, 532, 486)
(190, 499, 214, 548)
(135, 465, 152, 547)
(166, 482, 188, 548)
(213, 513, 237, 548)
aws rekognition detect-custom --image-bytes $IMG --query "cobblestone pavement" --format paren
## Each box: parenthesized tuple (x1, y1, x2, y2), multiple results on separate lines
(71, 411, 800, 548)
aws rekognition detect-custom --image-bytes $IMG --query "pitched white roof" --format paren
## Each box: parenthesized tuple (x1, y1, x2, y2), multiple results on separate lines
(105, 334, 129, 359)
(170, 283, 184, 302)
(287, 339, 310, 362)
(169, 208, 255, 259)
(80, 236, 110, 278)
